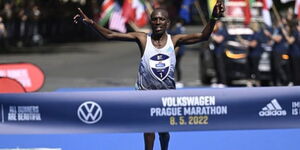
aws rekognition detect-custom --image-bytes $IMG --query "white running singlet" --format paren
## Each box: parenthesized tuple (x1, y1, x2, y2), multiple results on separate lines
(136, 33, 176, 90)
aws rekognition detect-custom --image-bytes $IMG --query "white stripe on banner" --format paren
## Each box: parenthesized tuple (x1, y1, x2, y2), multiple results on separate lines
(0, 86, 300, 134)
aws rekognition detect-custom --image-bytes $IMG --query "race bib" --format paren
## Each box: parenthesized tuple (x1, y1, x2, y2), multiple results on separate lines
(149, 54, 171, 81)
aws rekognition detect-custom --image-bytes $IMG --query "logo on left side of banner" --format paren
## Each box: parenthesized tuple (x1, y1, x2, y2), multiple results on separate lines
(77, 101, 103, 124)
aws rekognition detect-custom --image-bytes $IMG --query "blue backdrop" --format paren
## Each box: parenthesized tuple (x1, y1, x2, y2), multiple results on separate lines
(0, 86, 300, 150)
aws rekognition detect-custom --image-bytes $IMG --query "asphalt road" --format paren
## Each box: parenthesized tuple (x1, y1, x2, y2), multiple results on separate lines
(0, 38, 206, 92)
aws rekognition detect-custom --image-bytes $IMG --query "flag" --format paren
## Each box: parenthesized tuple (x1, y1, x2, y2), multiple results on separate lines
(122, 0, 135, 21)
(249, 0, 256, 6)
(295, 0, 300, 19)
(280, 0, 294, 3)
(109, 3, 127, 33)
(226, 0, 245, 18)
(122, 0, 148, 27)
(244, 0, 252, 25)
(132, 0, 148, 27)
(261, 0, 273, 26)
(179, 0, 196, 23)
(99, 0, 116, 26)
(228, 0, 252, 25)
(207, 0, 217, 16)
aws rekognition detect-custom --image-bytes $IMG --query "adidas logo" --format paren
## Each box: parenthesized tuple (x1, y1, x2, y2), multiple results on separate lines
(259, 99, 287, 117)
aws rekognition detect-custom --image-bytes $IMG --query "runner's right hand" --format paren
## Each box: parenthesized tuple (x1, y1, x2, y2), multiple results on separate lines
(73, 8, 94, 24)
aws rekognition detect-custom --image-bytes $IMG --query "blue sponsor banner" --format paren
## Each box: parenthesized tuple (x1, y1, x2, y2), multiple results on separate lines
(0, 86, 299, 134)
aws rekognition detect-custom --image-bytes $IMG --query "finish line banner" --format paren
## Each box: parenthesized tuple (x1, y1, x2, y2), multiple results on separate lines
(0, 86, 300, 134)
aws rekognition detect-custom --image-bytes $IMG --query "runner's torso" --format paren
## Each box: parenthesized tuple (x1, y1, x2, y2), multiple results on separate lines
(136, 33, 176, 90)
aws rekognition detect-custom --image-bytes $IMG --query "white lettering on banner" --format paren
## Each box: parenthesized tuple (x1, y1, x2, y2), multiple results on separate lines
(292, 101, 300, 116)
(161, 96, 215, 107)
(7, 106, 42, 121)
(0, 69, 32, 87)
(150, 96, 227, 126)
(150, 95, 227, 124)
(150, 107, 182, 117)
(292, 102, 300, 108)
(259, 99, 287, 117)
(183, 106, 227, 115)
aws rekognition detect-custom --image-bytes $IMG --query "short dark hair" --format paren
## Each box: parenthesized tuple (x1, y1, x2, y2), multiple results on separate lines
(150, 8, 169, 19)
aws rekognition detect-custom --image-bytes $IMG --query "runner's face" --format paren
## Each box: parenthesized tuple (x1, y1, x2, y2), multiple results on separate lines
(150, 10, 169, 35)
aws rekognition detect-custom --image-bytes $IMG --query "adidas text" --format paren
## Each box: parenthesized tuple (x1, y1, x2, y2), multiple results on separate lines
(259, 99, 287, 117)
(259, 110, 287, 116)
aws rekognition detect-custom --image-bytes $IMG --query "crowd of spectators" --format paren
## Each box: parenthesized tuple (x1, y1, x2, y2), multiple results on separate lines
(0, 0, 98, 51)
(0, 0, 203, 52)
(210, 8, 300, 86)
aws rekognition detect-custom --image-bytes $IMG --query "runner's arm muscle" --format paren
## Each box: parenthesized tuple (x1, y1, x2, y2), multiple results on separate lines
(73, 8, 145, 42)
(172, 1, 224, 46)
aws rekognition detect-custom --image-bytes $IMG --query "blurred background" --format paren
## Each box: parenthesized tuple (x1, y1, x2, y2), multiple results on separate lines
(0, 0, 300, 150)
(0, 0, 207, 49)
(0, 0, 296, 47)
(0, 0, 299, 92)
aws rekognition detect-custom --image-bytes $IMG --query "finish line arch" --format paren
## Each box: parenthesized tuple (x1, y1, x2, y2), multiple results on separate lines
(0, 86, 299, 134)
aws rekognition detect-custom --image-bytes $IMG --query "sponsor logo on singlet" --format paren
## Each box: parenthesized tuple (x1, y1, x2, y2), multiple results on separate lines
(149, 54, 171, 81)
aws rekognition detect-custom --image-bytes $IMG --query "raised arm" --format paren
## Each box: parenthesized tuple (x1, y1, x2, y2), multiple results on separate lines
(73, 8, 147, 55)
(73, 8, 146, 42)
(172, 0, 225, 46)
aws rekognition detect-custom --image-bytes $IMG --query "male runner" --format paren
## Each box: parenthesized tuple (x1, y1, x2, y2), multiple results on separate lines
(74, 1, 224, 150)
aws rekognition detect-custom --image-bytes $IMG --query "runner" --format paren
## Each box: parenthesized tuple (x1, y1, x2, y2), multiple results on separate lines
(73, 2, 224, 150)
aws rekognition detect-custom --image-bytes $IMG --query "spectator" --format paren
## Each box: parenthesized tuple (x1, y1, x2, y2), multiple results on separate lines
(0, 16, 8, 50)
(30, 4, 43, 45)
(211, 21, 228, 88)
(269, 20, 291, 86)
(243, 22, 271, 86)
(16, 7, 29, 47)
(1, 2, 15, 46)
(289, 20, 300, 85)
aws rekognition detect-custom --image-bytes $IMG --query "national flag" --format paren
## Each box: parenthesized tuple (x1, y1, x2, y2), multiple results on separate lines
(132, 0, 148, 27)
(260, 0, 273, 26)
(109, 3, 127, 33)
(122, 0, 135, 21)
(281, 0, 294, 3)
(99, 0, 116, 26)
(295, 0, 300, 19)
(179, 0, 196, 23)
(207, 0, 217, 15)
(249, 0, 256, 6)
(122, 0, 148, 27)
(244, 0, 252, 25)
(229, 0, 252, 25)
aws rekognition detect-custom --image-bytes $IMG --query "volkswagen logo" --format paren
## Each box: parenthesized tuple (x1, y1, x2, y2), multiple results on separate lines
(77, 101, 103, 124)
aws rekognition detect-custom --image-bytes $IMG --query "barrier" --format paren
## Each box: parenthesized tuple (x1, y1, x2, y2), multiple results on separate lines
(0, 77, 26, 93)
(0, 86, 299, 134)
(0, 63, 45, 92)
